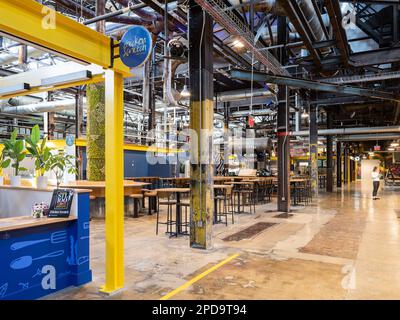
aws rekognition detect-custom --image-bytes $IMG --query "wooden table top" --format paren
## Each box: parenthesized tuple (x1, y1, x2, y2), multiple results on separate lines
(155, 188, 190, 193)
(224, 181, 255, 185)
(0, 216, 77, 232)
(290, 178, 309, 183)
(126, 177, 160, 181)
(213, 184, 233, 188)
(61, 180, 150, 188)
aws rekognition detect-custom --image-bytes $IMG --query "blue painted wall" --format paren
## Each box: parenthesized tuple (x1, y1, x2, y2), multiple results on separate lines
(80, 148, 188, 178)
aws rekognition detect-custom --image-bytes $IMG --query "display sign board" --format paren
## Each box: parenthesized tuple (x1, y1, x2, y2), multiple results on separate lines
(119, 26, 153, 68)
(66, 135, 74, 147)
(48, 189, 74, 218)
(374, 145, 381, 151)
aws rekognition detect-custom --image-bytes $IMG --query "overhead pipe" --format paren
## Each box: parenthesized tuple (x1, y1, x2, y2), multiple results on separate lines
(338, 134, 400, 142)
(1, 99, 85, 115)
(53, 0, 151, 25)
(291, 126, 400, 136)
(216, 88, 274, 102)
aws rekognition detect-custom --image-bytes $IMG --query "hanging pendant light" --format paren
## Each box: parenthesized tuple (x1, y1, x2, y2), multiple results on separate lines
(180, 84, 191, 98)
(301, 109, 309, 119)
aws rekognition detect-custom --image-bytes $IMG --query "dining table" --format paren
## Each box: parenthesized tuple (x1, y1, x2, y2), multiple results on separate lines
(154, 187, 190, 236)
(61, 180, 150, 197)
(61, 180, 151, 218)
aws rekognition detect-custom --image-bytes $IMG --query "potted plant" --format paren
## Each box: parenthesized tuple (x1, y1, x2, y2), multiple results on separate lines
(2, 129, 27, 187)
(0, 148, 11, 186)
(25, 125, 52, 189)
(46, 151, 77, 189)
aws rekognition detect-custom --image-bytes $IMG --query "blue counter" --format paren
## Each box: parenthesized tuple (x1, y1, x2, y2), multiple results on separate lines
(0, 187, 92, 300)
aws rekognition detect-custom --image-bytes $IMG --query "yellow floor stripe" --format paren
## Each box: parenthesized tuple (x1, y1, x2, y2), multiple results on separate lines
(160, 253, 240, 300)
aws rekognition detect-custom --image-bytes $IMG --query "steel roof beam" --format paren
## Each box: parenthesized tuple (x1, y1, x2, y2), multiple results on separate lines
(230, 69, 400, 102)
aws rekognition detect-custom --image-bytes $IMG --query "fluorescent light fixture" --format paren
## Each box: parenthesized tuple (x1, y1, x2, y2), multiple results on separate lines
(301, 110, 309, 118)
(232, 39, 244, 48)
(41, 70, 92, 87)
(390, 142, 399, 147)
(0, 83, 30, 96)
(180, 85, 191, 98)
(388, 147, 395, 151)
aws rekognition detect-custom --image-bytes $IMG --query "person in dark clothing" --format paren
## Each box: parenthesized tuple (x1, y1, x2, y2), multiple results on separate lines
(371, 166, 381, 200)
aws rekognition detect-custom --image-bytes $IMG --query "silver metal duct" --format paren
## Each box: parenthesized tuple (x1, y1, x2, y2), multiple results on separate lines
(231, 109, 275, 118)
(0, 47, 42, 66)
(217, 88, 274, 102)
(1, 99, 83, 114)
(291, 126, 400, 136)
(338, 133, 400, 142)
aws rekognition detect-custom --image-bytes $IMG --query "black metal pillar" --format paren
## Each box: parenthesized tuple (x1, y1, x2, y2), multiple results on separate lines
(344, 144, 349, 184)
(189, 0, 214, 249)
(277, 16, 290, 213)
(277, 86, 290, 212)
(326, 112, 333, 192)
(336, 141, 342, 188)
(309, 103, 318, 197)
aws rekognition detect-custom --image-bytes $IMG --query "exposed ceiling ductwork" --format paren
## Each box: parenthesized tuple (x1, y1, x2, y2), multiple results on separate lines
(291, 126, 400, 136)
(0, 99, 85, 114)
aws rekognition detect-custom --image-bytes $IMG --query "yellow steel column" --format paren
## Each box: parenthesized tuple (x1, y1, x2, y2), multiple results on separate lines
(100, 70, 124, 294)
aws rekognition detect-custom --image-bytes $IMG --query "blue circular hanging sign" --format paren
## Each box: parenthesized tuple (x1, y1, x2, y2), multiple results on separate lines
(119, 26, 152, 68)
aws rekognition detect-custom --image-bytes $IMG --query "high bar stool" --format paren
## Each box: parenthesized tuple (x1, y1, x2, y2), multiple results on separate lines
(156, 191, 177, 236)
(238, 182, 256, 214)
(129, 193, 144, 218)
(215, 186, 234, 225)
(177, 191, 190, 235)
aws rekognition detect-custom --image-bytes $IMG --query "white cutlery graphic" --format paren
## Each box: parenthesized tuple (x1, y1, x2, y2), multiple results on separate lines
(10, 231, 67, 250)
(10, 250, 64, 270)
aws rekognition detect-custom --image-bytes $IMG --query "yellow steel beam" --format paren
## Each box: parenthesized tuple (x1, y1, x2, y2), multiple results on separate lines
(100, 70, 125, 294)
(0, 0, 130, 77)
(0, 62, 105, 99)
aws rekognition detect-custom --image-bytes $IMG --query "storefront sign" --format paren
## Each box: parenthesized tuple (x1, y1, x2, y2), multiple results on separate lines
(48, 189, 74, 218)
(119, 26, 152, 68)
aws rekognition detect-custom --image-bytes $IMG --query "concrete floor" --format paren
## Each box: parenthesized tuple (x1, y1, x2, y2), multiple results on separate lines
(48, 182, 400, 300)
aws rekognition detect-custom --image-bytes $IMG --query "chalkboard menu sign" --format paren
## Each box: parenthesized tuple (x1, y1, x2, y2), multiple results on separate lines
(48, 189, 74, 218)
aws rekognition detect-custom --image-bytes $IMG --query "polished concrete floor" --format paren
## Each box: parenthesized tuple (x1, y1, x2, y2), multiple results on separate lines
(49, 181, 400, 300)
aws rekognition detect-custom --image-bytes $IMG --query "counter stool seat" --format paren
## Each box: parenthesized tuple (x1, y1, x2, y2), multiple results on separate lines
(143, 190, 158, 215)
(129, 194, 143, 218)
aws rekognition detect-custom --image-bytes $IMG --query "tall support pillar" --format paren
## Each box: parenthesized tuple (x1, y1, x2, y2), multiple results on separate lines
(189, 0, 214, 249)
(100, 70, 125, 294)
(75, 88, 84, 139)
(336, 141, 342, 188)
(309, 103, 318, 197)
(344, 144, 349, 184)
(326, 112, 333, 192)
(277, 15, 290, 212)
(277, 85, 290, 212)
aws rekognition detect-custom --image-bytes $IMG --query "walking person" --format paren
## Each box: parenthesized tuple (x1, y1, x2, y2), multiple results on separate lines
(371, 166, 381, 200)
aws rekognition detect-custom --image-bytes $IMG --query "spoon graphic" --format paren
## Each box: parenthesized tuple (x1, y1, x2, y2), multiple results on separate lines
(10, 250, 64, 270)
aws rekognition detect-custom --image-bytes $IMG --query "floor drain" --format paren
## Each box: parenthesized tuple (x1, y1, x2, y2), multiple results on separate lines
(223, 222, 277, 241)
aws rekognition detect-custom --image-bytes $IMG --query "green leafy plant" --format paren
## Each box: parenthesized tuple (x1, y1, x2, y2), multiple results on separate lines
(25, 125, 53, 176)
(46, 152, 77, 189)
(0, 148, 11, 175)
(2, 129, 27, 176)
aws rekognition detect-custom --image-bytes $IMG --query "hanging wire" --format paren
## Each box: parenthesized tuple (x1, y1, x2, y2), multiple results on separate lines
(78, 0, 84, 23)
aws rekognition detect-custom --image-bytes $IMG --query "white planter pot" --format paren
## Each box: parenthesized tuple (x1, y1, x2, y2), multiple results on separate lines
(10, 175, 21, 187)
(36, 176, 48, 189)
(0, 176, 3, 186)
